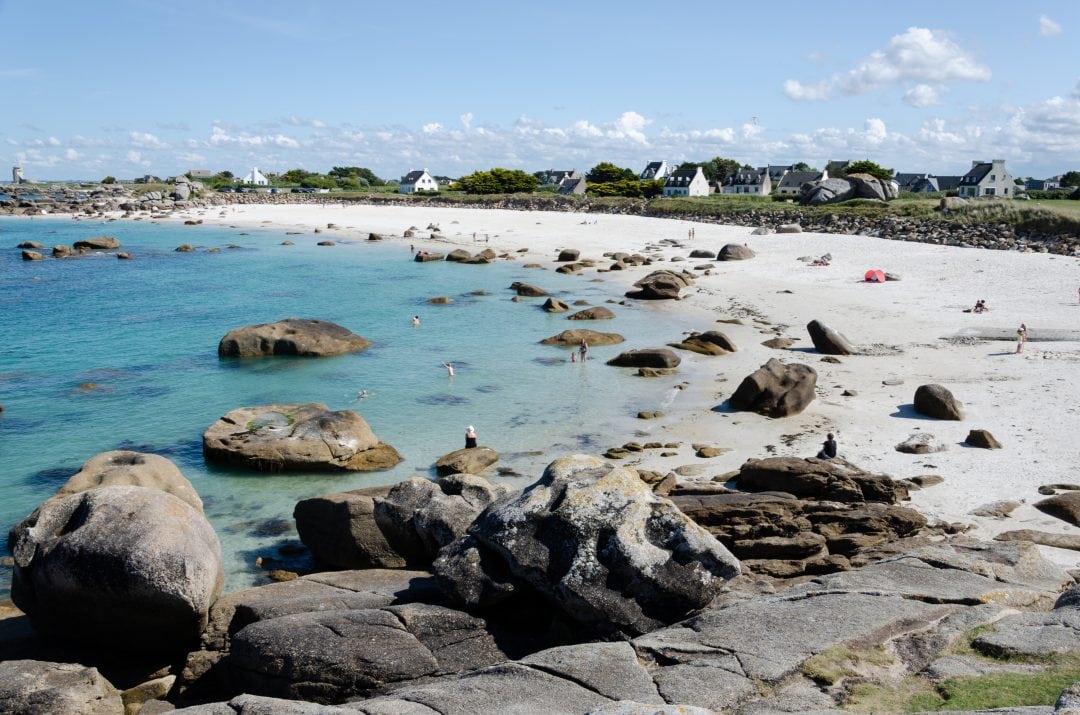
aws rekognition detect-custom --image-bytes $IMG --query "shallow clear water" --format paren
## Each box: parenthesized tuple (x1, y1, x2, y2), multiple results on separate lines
(0, 216, 701, 596)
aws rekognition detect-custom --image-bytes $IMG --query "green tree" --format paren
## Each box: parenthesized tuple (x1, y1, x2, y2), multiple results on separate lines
(280, 168, 313, 184)
(641, 179, 665, 198)
(457, 168, 536, 194)
(793, 162, 815, 172)
(1061, 171, 1080, 187)
(586, 162, 635, 183)
(101, 176, 116, 184)
(842, 160, 892, 181)
(329, 166, 383, 185)
(698, 157, 743, 183)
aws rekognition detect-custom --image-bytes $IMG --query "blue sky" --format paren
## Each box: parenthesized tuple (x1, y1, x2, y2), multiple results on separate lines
(2, 1, 1078, 181)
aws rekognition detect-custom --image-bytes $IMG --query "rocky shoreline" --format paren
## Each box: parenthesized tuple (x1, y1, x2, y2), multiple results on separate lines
(4, 185, 1080, 256)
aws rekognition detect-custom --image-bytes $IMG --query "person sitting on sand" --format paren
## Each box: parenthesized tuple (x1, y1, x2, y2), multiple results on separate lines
(817, 433, 837, 460)
(465, 425, 478, 449)
(972, 300, 988, 313)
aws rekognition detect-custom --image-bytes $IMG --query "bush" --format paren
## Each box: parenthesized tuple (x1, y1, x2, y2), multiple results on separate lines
(458, 168, 537, 194)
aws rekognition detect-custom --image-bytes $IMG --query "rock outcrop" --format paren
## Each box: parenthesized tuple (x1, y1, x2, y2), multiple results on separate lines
(733, 457, 910, 504)
(10, 485, 223, 653)
(625, 270, 694, 300)
(606, 349, 681, 369)
(668, 330, 737, 356)
(218, 318, 371, 357)
(539, 329, 624, 347)
(717, 243, 755, 261)
(435, 446, 500, 476)
(914, 384, 964, 420)
(72, 236, 120, 250)
(434, 455, 740, 636)
(729, 359, 817, 417)
(806, 319, 856, 355)
(0, 660, 123, 715)
(511, 282, 548, 297)
(203, 403, 401, 472)
(568, 306, 615, 320)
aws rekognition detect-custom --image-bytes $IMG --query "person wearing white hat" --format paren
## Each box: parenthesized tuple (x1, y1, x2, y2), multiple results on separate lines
(465, 425, 478, 449)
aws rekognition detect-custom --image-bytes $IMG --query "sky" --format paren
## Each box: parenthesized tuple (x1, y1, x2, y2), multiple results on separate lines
(2, 1, 1078, 181)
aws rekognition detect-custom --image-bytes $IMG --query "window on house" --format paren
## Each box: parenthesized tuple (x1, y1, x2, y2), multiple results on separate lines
(990, 175, 995, 181)
(985, 188, 995, 196)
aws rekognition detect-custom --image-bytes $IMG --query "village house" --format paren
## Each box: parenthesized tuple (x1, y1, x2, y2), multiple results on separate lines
(761, 165, 793, 185)
(825, 160, 852, 176)
(957, 160, 1014, 198)
(640, 161, 669, 181)
(1025, 176, 1063, 191)
(662, 166, 709, 197)
(241, 167, 269, 186)
(910, 175, 963, 193)
(556, 171, 586, 195)
(722, 168, 771, 195)
(400, 169, 439, 194)
(775, 169, 827, 196)
(188, 169, 213, 179)
(537, 169, 576, 186)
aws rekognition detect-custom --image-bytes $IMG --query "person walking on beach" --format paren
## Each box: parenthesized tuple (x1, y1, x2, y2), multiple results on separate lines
(579, 338, 588, 362)
(443, 362, 455, 377)
(465, 425, 478, 449)
(1015, 324, 1027, 354)
(817, 433, 838, 460)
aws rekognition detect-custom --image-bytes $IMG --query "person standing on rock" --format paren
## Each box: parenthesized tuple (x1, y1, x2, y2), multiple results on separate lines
(465, 425, 478, 449)
(817, 433, 837, 460)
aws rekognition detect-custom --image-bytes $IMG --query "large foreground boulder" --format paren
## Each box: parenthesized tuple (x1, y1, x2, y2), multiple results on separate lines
(729, 359, 817, 417)
(293, 486, 403, 569)
(848, 173, 899, 201)
(718, 243, 755, 261)
(801, 178, 855, 205)
(435, 455, 740, 636)
(435, 446, 500, 476)
(806, 319, 856, 355)
(218, 318, 371, 357)
(913, 384, 964, 420)
(55, 450, 203, 512)
(625, 270, 694, 300)
(9, 485, 223, 653)
(203, 403, 401, 472)
(0, 660, 123, 715)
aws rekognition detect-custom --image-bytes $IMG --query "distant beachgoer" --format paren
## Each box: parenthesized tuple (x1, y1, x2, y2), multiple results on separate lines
(817, 433, 838, 460)
(357, 390, 369, 399)
(443, 362, 455, 377)
(410, 244, 415, 252)
(570, 351, 576, 363)
(412, 315, 420, 327)
(972, 299, 988, 313)
(579, 338, 588, 362)
(1016, 324, 1027, 354)
(465, 425, 478, 449)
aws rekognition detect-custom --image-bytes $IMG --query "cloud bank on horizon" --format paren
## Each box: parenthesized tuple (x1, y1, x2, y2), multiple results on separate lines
(1, 8, 1077, 180)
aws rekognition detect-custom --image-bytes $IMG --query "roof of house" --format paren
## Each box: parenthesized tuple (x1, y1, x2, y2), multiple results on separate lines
(726, 169, 766, 185)
(933, 175, 963, 190)
(826, 160, 851, 174)
(893, 172, 928, 188)
(960, 162, 994, 184)
(558, 177, 586, 194)
(643, 161, 664, 172)
(777, 171, 822, 188)
(665, 167, 702, 186)
(402, 170, 430, 183)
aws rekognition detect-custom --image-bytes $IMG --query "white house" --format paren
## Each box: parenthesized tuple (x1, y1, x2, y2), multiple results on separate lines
(242, 167, 269, 186)
(722, 168, 771, 195)
(662, 166, 709, 197)
(958, 160, 1014, 198)
(557, 171, 586, 195)
(640, 161, 669, 181)
(400, 169, 439, 194)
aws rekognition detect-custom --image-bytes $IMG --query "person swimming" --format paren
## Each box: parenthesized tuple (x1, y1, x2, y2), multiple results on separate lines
(443, 362, 454, 377)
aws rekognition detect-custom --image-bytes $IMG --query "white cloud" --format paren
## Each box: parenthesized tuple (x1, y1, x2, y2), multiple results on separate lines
(612, 111, 649, 144)
(284, 115, 326, 128)
(126, 150, 150, 166)
(209, 125, 299, 148)
(421, 123, 442, 134)
(864, 118, 888, 144)
(784, 27, 990, 101)
(65, 148, 79, 160)
(129, 131, 166, 149)
(903, 84, 942, 108)
(1039, 15, 1062, 37)
(460, 112, 474, 130)
(47, 136, 61, 147)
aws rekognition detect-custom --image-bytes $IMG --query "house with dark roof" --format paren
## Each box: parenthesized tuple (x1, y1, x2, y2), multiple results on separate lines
(662, 166, 709, 197)
(825, 160, 852, 176)
(1025, 176, 1063, 191)
(557, 171, 586, 195)
(958, 160, 1013, 198)
(775, 170, 826, 196)
(640, 161, 669, 181)
(537, 169, 576, 186)
(907, 175, 963, 193)
(722, 168, 771, 195)
(759, 165, 793, 185)
(893, 173, 928, 191)
(400, 169, 438, 194)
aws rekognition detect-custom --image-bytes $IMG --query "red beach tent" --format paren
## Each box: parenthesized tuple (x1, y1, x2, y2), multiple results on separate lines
(864, 269, 885, 283)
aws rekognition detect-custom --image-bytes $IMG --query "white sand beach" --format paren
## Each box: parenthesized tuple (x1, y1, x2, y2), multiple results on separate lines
(173, 201, 1080, 569)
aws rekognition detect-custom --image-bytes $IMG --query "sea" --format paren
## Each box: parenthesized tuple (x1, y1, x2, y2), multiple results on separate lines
(0, 215, 704, 597)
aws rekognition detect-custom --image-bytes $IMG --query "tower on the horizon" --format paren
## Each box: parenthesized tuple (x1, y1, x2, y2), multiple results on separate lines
(12, 165, 25, 184)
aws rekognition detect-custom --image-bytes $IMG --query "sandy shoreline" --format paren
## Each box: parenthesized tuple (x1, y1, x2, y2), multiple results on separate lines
(109, 201, 1080, 569)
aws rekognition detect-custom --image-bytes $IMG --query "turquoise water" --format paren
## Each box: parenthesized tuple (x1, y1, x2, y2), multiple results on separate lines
(0, 216, 701, 596)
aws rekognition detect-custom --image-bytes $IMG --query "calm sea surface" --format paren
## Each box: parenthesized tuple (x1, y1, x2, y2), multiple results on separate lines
(0, 216, 702, 596)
